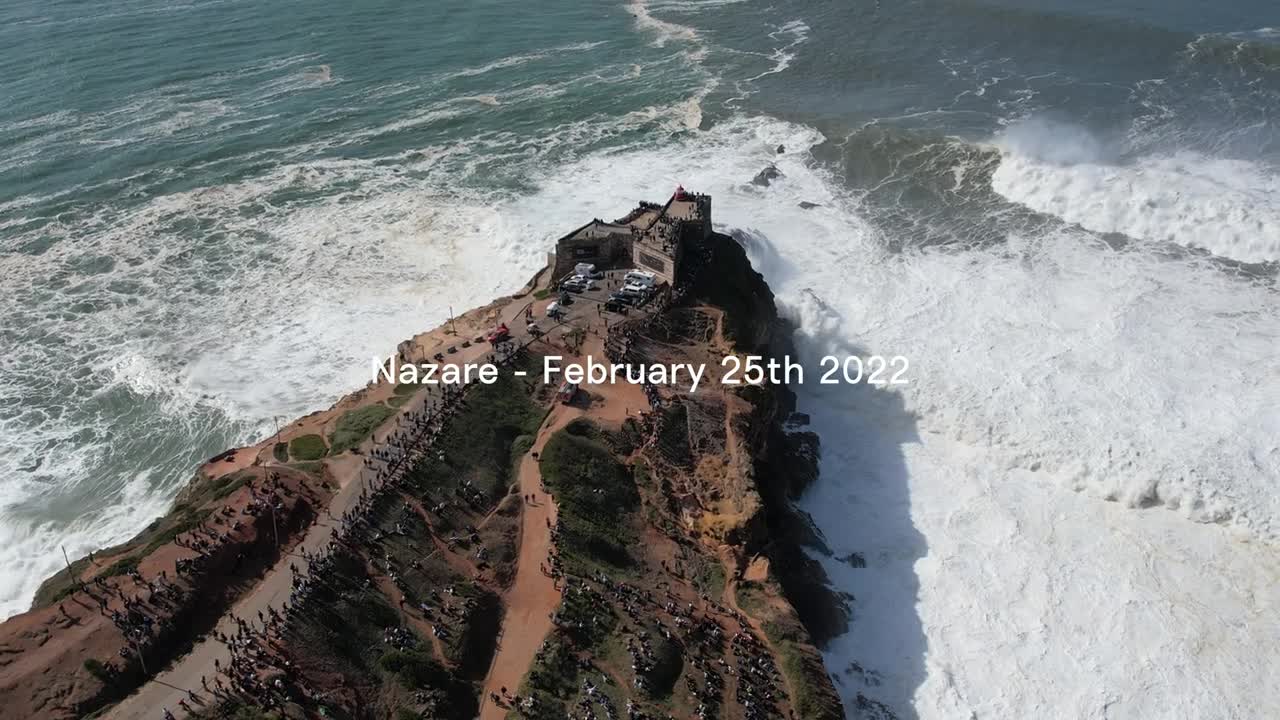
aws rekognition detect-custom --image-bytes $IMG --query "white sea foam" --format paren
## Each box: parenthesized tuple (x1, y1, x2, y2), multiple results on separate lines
(4, 67, 1278, 720)
(627, 0, 699, 47)
(991, 117, 1280, 263)
(0, 149, 551, 618)
(436, 42, 609, 82)
(500, 115, 1280, 719)
(754, 20, 810, 80)
(0, 70, 723, 620)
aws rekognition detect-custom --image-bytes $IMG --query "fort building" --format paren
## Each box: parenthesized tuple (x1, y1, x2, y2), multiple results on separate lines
(549, 187, 712, 285)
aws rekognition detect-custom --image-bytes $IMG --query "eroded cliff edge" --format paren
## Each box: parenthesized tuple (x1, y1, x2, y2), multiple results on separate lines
(1, 227, 847, 720)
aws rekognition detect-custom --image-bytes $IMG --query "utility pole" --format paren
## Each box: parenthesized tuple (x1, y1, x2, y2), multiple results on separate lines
(132, 638, 148, 675)
(61, 545, 81, 590)
(448, 305, 457, 335)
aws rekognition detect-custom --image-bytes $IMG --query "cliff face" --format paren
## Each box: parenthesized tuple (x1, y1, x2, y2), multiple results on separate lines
(0, 465, 325, 720)
(1, 220, 847, 720)
(675, 231, 848, 716)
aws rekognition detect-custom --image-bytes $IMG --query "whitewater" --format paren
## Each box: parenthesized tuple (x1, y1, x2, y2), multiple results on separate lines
(499, 113, 1280, 719)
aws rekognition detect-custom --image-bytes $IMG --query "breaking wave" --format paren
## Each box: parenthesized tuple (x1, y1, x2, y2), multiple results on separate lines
(627, 0, 699, 46)
(991, 117, 1280, 263)
(1185, 27, 1280, 71)
(492, 113, 1280, 718)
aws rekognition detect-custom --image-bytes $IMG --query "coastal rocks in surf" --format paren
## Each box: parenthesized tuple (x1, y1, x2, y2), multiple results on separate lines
(752, 164, 784, 187)
(798, 201, 820, 210)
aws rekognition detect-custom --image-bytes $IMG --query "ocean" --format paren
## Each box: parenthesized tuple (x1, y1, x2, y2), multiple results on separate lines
(1, 0, 1277, 717)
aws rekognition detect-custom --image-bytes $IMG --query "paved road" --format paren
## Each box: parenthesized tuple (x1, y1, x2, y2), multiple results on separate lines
(106, 293, 562, 719)
(104, 361, 473, 720)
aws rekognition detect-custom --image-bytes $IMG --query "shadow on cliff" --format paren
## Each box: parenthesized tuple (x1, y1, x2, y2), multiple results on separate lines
(733, 227, 928, 720)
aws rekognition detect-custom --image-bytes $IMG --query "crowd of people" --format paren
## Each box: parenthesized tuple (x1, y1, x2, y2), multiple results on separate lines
(518, 565, 790, 720)
(61, 469, 313, 709)
(102, 206, 785, 720)
(155, 338, 531, 718)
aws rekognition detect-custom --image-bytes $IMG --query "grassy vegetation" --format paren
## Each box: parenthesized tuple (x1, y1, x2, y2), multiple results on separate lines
(272, 442, 289, 463)
(83, 658, 111, 682)
(212, 474, 249, 500)
(556, 580, 619, 648)
(46, 583, 79, 605)
(638, 619, 683, 698)
(329, 405, 396, 455)
(378, 649, 451, 690)
(762, 616, 842, 720)
(480, 499, 521, 587)
(539, 423, 640, 575)
(405, 358, 546, 501)
(511, 433, 534, 466)
(174, 470, 255, 507)
(363, 490, 502, 679)
(516, 635, 579, 718)
(736, 580, 768, 616)
(289, 433, 328, 461)
(141, 507, 212, 557)
(32, 554, 96, 607)
(393, 381, 423, 397)
(689, 554, 727, 599)
(284, 506, 482, 719)
(288, 460, 325, 475)
(99, 555, 140, 579)
(291, 551, 400, 674)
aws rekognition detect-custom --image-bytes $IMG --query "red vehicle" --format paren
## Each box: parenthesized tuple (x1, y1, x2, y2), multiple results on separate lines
(557, 381, 578, 405)
(485, 323, 510, 344)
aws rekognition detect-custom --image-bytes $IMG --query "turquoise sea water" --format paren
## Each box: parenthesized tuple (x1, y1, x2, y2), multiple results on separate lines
(2, 1, 1279, 717)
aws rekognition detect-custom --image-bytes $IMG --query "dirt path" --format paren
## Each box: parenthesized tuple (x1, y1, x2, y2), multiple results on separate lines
(96, 278, 592, 719)
(722, 570, 801, 718)
(476, 406, 578, 719)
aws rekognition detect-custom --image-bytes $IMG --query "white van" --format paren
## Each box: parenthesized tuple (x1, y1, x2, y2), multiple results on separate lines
(623, 270, 657, 288)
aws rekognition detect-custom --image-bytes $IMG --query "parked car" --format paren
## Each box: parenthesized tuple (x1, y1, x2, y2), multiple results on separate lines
(623, 270, 657, 288)
(561, 276, 593, 293)
(557, 381, 578, 405)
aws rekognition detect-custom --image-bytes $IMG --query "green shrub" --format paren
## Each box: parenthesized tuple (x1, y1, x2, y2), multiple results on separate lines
(404, 361, 545, 500)
(393, 381, 422, 397)
(289, 433, 328, 461)
(100, 556, 139, 579)
(212, 474, 248, 500)
(329, 405, 395, 455)
(540, 424, 640, 572)
(141, 509, 211, 557)
(378, 649, 448, 689)
(83, 658, 110, 681)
